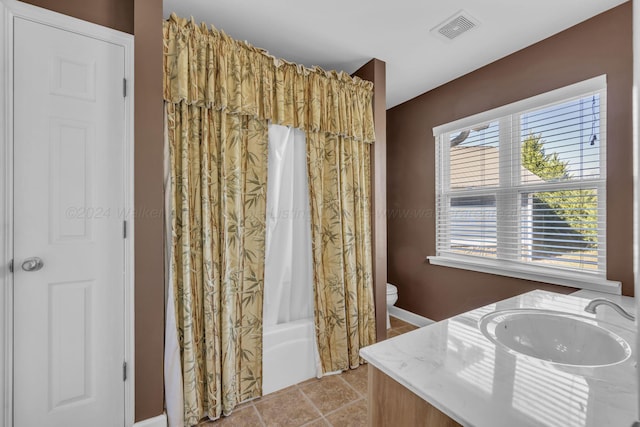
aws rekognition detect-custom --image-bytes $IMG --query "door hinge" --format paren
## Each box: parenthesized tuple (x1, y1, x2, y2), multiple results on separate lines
(123, 361, 127, 381)
(123, 220, 127, 239)
(123, 78, 127, 98)
(8, 259, 13, 273)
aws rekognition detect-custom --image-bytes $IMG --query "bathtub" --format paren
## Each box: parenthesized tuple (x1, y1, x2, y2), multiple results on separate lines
(262, 317, 318, 395)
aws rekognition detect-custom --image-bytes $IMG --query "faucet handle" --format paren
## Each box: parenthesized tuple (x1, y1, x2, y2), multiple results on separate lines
(584, 298, 635, 321)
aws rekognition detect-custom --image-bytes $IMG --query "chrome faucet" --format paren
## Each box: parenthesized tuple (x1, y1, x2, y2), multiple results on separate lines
(584, 298, 635, 321)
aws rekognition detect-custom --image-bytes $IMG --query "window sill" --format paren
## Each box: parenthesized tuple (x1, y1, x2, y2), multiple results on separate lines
(426, 255, 621, 295)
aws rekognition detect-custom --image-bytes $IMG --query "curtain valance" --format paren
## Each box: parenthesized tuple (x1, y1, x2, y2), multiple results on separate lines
(163, 14, 375, 143)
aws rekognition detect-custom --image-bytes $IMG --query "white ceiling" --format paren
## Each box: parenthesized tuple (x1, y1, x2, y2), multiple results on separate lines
(163, 0, 627, 108)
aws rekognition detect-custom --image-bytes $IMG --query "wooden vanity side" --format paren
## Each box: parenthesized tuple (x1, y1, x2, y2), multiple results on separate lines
(368, 366, 461, 427)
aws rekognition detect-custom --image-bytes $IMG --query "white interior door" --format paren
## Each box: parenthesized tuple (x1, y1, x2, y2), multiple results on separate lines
(13, 17, 126, 427)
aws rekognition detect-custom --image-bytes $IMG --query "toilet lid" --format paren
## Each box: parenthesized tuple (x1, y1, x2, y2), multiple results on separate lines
(386, 283, 398, 295)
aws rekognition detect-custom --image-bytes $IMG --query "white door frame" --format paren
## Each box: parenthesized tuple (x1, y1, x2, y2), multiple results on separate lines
(633, 0, 640, 422)
(0, 1, 135, 426)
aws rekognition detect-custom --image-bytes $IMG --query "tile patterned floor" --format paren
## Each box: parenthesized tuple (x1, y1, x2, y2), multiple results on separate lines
(199, 317, 418, 427)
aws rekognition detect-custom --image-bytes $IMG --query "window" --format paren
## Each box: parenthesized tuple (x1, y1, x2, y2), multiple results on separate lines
(430, 76, 619, 292)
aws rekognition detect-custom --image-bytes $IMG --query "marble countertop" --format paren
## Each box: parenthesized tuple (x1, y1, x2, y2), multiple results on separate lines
(360, 290, 638, 427)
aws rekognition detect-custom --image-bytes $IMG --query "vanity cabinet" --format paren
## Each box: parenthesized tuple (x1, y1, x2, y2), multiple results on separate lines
(361, 291, 638, 426)
(368, 366, 461, 426)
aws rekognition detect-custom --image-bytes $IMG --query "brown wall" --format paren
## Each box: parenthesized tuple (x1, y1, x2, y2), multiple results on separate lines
(387, 2, 633, 321)
(21, 0, 166, 421)
(353, 59, 388, 341)
(133, 0, 164, 421)
(21, 0, 133, 33)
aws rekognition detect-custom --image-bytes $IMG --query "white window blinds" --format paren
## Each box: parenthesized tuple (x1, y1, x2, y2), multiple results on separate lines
(432, 76, 611, 289)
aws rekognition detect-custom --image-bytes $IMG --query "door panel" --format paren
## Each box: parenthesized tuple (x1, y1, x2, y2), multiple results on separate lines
(50, 119, 95, 242)
(13, 17, 125, 427)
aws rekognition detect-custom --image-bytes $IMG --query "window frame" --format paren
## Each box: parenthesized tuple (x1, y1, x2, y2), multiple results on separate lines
(428, 75, 621, 294)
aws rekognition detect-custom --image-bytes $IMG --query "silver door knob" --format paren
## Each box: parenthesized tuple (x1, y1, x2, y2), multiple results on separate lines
(21, 257, 44, 272)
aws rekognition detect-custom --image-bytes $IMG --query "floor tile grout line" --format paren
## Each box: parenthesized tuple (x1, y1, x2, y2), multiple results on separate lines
(321, 396, 367, 419)
(300, 415, 330, 427)
(257, 384, 300, 403)
(294, 381, 330, 426)
(254, 387, 317, 427)
(301, 374, 362, 416)
(298, 381, 329, 423)
(302, 374, 367, 425)
(250, 403, 267, 427)
(298, 371, 366, 426)
(338, 368, 365, 398)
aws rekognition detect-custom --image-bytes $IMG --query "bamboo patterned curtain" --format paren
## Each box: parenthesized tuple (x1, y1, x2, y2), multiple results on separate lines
(307, 132, 376, 372)
(167, 103, 268, 426)
(164, 13, 376, 424)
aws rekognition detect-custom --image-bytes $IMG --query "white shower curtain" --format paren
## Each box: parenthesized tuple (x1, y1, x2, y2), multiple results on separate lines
(164, 109, 184, 427)
(263, 124, 314, 326)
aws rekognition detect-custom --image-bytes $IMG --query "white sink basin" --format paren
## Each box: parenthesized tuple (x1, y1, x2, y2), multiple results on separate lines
(479, 309, 631, 367)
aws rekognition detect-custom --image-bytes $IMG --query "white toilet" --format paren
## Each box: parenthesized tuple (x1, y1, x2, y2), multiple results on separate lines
(386, 283, 398, 329)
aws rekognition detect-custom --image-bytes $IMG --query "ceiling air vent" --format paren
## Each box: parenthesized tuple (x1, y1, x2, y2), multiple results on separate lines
(431, 10, 479, 41)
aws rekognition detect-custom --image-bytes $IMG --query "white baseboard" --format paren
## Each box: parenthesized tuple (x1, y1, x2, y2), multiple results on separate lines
(133, 414, 167, 427)
(389, 306, 434, 327)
